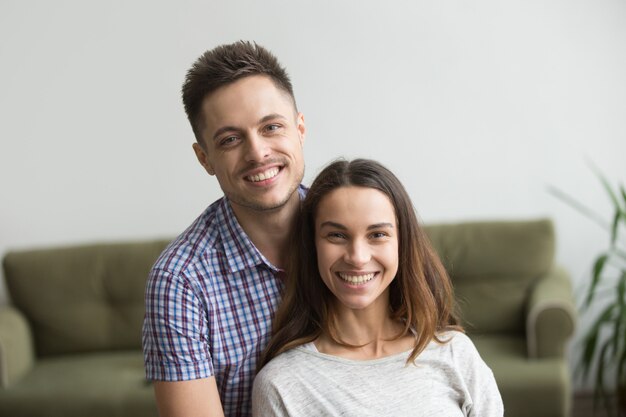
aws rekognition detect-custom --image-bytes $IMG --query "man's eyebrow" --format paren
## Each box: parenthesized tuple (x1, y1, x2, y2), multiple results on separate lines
(212, 125, 240, 142)
(258, 113, 288, 124)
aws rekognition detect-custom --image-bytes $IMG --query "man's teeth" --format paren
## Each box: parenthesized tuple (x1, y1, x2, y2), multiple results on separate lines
(338, 272, 375, 284)
(248, 167, 279, 182)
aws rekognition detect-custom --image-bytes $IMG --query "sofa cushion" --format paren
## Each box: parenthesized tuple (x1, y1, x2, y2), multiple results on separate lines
(0, 351, 157, 417)
(3, 240, 170, 356)
(0, 306, 35, 387)
(471, 334, 570, 417)
(424, 219, 555, 334)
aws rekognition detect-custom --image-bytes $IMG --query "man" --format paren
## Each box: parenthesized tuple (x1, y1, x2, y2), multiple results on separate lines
(142, 41, 306, 417)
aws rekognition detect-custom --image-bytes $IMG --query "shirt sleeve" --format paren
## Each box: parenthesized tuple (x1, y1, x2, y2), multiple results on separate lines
(454, 334, 504, 417)
(142, 267, 214, 381)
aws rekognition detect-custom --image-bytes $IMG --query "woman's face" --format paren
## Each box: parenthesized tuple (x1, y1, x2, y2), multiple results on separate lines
(314, 186, 399, 312)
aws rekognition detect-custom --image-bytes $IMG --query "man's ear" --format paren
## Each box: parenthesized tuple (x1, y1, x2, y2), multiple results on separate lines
(192, 142, 215, 176)
(296, 112, 306, 146)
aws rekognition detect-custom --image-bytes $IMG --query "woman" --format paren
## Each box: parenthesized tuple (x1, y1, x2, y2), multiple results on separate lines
(252, 159, 503, 416)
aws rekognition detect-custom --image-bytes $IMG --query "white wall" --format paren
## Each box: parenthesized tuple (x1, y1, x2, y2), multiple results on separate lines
(1, 0, 625, 390)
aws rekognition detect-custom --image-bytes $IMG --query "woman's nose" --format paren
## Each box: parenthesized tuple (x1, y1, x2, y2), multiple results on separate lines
(344, 239, 371, 267)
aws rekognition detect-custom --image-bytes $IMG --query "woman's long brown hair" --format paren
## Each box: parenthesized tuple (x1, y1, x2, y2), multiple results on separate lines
(258, 159, 461, 370)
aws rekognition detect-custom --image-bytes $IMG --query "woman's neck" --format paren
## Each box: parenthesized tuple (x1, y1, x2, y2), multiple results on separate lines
(314, 302, 415, 360)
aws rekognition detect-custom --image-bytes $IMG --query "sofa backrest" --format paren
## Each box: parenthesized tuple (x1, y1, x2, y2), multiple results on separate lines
(3, 240, 170, 356)
(424, 219, 555, 335)
(2, 219, 555, 355)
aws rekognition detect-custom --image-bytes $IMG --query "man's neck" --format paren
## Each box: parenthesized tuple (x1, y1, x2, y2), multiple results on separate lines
(229, 192, 300, 269)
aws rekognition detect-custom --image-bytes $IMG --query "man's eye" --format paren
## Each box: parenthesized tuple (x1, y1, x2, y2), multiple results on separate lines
(220, 136, 238, 146)
(265, 124, 281, 132)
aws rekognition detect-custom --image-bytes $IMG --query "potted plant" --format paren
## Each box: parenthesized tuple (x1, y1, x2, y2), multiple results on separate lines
(550, 168, 626, 416)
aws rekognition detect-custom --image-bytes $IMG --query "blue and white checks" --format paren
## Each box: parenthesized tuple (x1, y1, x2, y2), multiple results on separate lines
(142, 188, 304, 416)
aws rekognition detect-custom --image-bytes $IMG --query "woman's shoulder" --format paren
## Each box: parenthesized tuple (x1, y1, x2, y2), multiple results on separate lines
(253, 344, 343, 403)
(255, 345, 316, 383)
(427, 330, 481, 360)
(432, 329, 471, 345)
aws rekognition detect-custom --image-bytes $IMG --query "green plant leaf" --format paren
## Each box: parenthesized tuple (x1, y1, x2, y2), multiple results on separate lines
(585, 253, 610, 308)
(620, 183, 626, 215)
(558, 164, 626, 416)
(580, 303, 615, 381)
(547, 185, 609, 230)
(594, 339, 614, 416)
(619, 270, 626, 308)
(591, 163, 621, 210)
(619, 331, 626, 388)
(618, 288, 626, 390)
(612, 276, 626, 354)
(610, 210, 620, 247)
(580, 330, 598, 381)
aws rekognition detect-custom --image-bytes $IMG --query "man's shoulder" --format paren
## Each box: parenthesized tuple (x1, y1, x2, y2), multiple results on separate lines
(151, 198, 229, 276)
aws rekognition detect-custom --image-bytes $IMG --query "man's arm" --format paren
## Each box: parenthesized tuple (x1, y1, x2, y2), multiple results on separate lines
(153, 377, 225, 417)
(144, 267, 219, 416)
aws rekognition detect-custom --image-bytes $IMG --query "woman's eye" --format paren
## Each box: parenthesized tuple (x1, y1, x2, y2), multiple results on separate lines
(327, 232, 346, 241)
(370, 232, 388, 239)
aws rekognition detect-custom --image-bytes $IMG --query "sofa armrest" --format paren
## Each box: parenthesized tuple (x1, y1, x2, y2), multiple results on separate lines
(526, 265, 576, 359)
(0, 305, 35, 388)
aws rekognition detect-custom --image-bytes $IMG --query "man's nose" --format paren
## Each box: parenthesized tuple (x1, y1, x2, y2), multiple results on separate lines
(244, 134, 270, 162)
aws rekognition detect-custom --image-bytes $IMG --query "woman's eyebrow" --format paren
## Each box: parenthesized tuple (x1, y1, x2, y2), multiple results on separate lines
(319, 221, 347, 230)
(319, 221, 394, 230)
(367, 222, 394, 230)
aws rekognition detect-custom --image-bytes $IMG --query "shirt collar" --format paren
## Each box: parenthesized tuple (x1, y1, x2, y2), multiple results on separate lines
(217, 185, 307, 274)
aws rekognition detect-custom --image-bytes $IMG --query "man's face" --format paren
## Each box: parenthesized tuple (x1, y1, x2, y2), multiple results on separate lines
(193, 75, 306, 214)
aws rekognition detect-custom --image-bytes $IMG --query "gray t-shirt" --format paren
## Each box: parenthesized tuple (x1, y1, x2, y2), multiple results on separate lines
(252, 331, 503, 417)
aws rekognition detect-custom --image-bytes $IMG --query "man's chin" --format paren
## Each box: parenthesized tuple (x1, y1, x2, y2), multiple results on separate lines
(229, 194, 294, 213)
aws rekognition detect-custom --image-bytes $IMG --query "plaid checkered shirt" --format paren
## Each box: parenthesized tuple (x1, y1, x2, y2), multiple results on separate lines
(142, 186, 305, 416)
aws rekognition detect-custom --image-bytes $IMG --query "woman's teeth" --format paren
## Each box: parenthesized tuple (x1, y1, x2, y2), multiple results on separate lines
(338, 272, 375, 284)
(247, 167, 279, 182)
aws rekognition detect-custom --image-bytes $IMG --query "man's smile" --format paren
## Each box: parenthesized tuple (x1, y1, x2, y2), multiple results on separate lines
(246, 166, 281, 183)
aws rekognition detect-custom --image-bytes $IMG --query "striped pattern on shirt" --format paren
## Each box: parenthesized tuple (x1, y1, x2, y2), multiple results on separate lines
(142, 190, 301, 416)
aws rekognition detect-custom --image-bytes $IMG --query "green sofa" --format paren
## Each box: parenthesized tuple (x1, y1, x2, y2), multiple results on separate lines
(426, 219, 576, 417)
(0, 219, 575, 417)
(0, 240, 169, 417)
